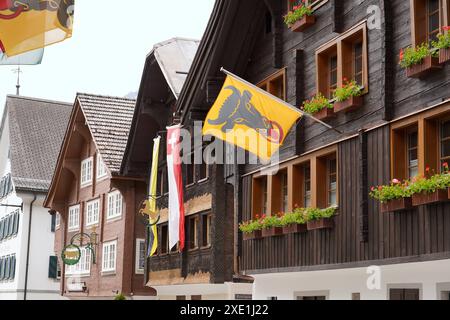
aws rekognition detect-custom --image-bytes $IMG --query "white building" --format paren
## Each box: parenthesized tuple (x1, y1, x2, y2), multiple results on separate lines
(0, 95, 71, 300)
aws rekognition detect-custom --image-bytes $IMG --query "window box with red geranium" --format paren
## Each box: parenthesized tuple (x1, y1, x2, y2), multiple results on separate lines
(432, 26, 450, 64)
(369, 179, 413, 213)
(410, 164, 450, 206)
(284, 1, 315, 32)
(260, 215, 284, 238)
(333, 79, 364, 113)
(279, 208, 308, 235)
(239, 217, 263, 241)
(302, 93, 335, 121)
(305, 207, 336, 231)
(399, 44, 442, 78)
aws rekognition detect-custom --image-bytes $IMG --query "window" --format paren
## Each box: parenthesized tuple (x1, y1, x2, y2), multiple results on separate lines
(389, 288, 420, 300)
(298, 296, 326, 300)
(407, 128, 419, 178)
(317, 23, 368, 98)
(159, 224, 169, 255)
(102, 241, 117, 273)
(189, 216, 199, 250)
(440, 119, 450, 168)
(176, 296, 186, 300)
(391, 109, 450, 180)
(327, 157, 337, 207)
(107, 190, 123, 220)
(86, 199, 100, 226)
(135, 239, 145, 274)
(96, 154, 108, 179)
(411, 0, 448, 46)
(66, 246, 91, 275)
(251, 147, 337, 215)
(68, 205, 80, 232)
(55, 213, 60, 230)
(353, 41, 364, 86)
(257, 69, 286, 101)
(252, 176, 268, 217)
(304, 165, 312, 208)
(191, 295, 202, 300)
(0, 255, 16, 281)
(287, 0, 327, 11)
(202, 214, 212, 247)
(281, 171, 289, 213)
(80, 157, 93, 186)
(185, 152, 195, 186)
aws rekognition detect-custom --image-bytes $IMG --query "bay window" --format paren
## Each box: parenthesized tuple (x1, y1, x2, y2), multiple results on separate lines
(391, 107, 450, 179)
(316, 22, 368, 98)
(410, 0, 449, 46)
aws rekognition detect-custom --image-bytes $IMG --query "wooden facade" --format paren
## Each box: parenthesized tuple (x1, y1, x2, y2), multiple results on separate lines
(169, 0, 450, 278)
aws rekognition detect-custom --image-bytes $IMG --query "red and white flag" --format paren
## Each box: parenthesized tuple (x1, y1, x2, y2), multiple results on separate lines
(166, 125, 185, 251)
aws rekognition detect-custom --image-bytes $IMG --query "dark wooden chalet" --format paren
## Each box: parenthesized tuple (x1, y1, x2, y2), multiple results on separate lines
(172, 0, 450, 299)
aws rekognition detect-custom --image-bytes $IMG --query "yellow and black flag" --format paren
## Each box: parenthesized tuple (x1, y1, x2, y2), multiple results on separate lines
(203, 69, 302, 160)
(0, 0, 74, 57)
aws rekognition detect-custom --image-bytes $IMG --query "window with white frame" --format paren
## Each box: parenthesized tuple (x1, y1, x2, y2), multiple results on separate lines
(96, 154, 108, 179)
(55, 213, 61, 229)
(102, 240, 117, 272)
(135, 239, 145, 274)
(80, 157, 93, 186)
(107, 190, 123, 220)
(68, 205, 80, 231)
(86, 199, 100, 226)
(65, 246, 91, 276)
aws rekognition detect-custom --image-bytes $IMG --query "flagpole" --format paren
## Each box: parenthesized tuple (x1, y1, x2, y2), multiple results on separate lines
(220, 67, 343, 135)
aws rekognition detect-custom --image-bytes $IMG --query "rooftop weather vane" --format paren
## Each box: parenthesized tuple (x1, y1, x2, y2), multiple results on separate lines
(12, 65, 21, 95)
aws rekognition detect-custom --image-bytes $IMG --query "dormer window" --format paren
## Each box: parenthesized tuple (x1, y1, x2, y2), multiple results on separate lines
(96, 154, 108, 180)
(80, 157, 93, 186)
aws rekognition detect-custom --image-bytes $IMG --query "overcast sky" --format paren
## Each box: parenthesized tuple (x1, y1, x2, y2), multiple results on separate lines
(0, 0, 214, 114)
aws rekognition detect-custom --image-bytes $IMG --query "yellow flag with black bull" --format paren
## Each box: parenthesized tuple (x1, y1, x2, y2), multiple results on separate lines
(0, 0, 74, 57)
(203, 71, 302, 160)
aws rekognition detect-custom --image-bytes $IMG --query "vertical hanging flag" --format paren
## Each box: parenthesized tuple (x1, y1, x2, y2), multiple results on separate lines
(167, 125, 185, 252)
(0, 0, 75, 57)
(147, 136, 161, 257)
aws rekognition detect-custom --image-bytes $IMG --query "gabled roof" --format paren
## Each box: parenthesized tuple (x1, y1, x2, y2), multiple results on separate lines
(120, 38, 199, 176)
(152, 37, 200, 99)
(77, 93, 136, 173)
(2, 95, 72, 193)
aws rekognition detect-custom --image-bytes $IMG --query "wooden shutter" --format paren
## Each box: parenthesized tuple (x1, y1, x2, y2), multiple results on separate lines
(411, 0, 427, 46)
(5, 256, 10, 279)
(48, 256, 58, 279)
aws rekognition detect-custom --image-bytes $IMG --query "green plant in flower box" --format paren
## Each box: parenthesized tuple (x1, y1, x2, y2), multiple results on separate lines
(432, 27, 450, 49)
(261, 215, 283, 229)
(305, 207, 336, 222)
(279, 208, 307, 226)
(302, 93, 333, 114)
(399, 43, 438, 68)
(333, 79, 363, 102)
(409, 170, 450, 195)
(369, 179, 413, 203)
(284, 3, 313, 26)
(239, 217, 263, 234)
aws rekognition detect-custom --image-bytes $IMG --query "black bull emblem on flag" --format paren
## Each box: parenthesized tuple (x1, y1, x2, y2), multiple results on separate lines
(207, 86, 284, 143)
(0, 0, 74, 28)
